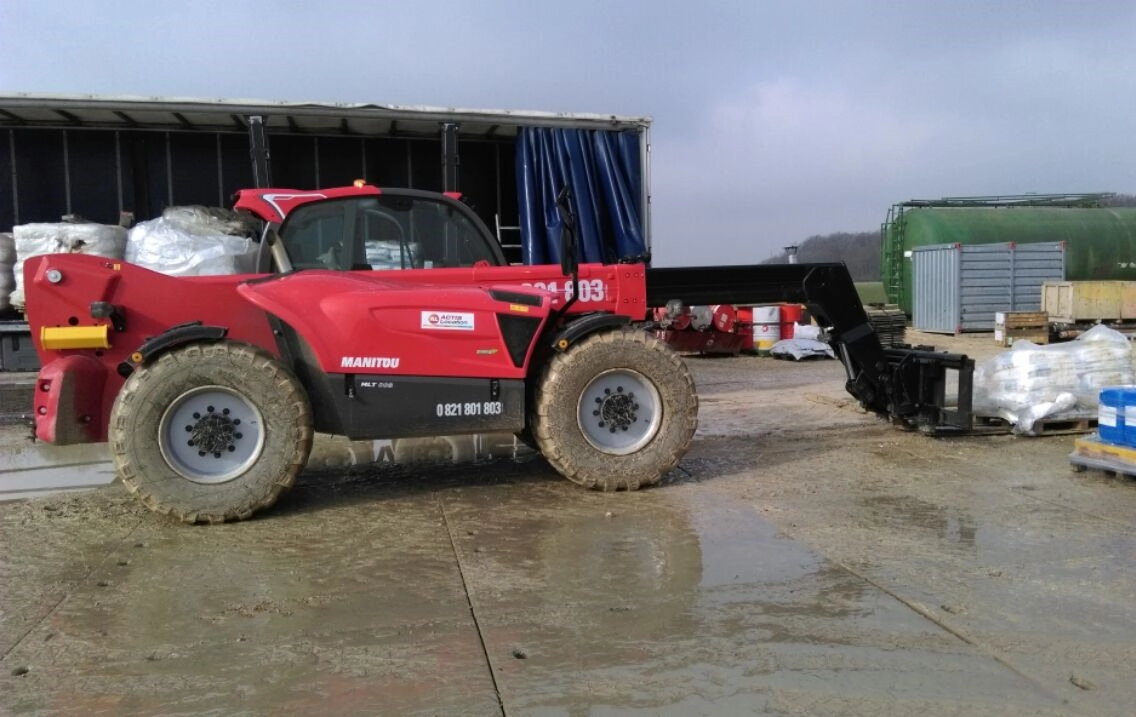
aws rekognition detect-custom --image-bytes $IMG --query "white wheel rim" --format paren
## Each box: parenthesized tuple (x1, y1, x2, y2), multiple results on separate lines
(576, 368, 662, 455)
(158, 385, 266, 484)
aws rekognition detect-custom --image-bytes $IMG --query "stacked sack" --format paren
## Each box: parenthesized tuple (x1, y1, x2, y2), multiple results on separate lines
(126, 206, 260, 276)
(0, 233, 14, 312)
(10, 222, 128, 312)
(973, 324, 1134, 432)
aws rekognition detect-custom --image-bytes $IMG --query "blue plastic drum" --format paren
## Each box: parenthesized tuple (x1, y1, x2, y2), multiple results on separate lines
(1124, 392, 1136, 448)
(1099, 387, 1136, 447)
(1098, 387, 1126, 446)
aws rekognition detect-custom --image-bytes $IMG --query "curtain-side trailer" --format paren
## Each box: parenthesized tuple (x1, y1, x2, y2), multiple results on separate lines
(0, 93, 653, 369)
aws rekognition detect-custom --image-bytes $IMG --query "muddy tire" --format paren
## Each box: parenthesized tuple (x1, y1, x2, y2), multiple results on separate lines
(532, 327, 698, 491)
(110, 342, 313, 523)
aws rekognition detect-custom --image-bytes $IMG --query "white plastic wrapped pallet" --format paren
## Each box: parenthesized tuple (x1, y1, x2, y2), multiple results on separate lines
(973, 324, 1134, 432)
(126, 206, 259, 276)
(161, 205, 258, 237)
(0, 232, 15, 312)
(10, 223, 128, 311)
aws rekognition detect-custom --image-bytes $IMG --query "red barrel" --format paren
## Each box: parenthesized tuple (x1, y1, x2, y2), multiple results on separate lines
(736, 307, 754, 352)
(711, 304, 737, 333)
(779, 304, 803, 340)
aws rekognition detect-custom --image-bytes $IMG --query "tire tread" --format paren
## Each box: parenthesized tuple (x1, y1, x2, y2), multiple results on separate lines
(532, 328, 698, 491)
(111, 342, 313, 523)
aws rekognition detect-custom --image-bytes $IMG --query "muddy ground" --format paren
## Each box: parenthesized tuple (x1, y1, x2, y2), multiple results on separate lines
(2, 331, 1136, 716)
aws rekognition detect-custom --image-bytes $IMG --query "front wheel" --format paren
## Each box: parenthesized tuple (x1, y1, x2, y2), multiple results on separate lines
(532, 328, 698, 491)
(109, 341, 314, 523)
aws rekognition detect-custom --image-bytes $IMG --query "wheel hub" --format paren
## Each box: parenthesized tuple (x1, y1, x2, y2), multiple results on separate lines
(159, 385, 265, 484)
(185, 406, 244, 458)
(593, 387, 639, 433)
(577, 368, 662, 455)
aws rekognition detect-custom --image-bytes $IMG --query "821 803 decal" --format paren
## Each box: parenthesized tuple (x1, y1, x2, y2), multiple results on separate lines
(436, 401, 504, 417)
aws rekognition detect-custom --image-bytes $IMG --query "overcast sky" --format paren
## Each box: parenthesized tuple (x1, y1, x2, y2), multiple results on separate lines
(2, 0, 1134, 266)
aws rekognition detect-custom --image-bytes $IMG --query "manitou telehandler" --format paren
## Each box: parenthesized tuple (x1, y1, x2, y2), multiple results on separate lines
(23, 184, 973, 522)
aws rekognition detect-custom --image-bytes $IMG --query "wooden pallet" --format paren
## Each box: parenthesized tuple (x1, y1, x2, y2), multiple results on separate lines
(1069, 434, 1136, 479)
(972, 412, 1098, 437)
(866, 304, 907, 348)
(994, 311, 1050, 347)
(1028, 415, 1098, 436)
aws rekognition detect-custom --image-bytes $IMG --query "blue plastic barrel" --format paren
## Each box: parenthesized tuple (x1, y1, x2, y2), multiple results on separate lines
(1099, 388, 1126, 446)
(1124, 392, 1136, 448)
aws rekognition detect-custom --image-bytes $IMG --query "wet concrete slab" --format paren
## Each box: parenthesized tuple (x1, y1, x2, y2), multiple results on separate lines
(445, 481, 1076, 716)
(0, 462, 1096, 716)
(2, 355, 1136, 715)
(715, 419, 1136, 716)
(0, 472, 506, 717)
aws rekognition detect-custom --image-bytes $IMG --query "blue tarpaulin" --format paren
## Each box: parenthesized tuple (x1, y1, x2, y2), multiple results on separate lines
(516, 128, 646, 265)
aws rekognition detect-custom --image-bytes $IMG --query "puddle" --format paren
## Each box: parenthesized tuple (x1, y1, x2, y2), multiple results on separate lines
(857, 494, 978, 550)
(452, 488, 1055, 715)
(0, 424, 115, 500)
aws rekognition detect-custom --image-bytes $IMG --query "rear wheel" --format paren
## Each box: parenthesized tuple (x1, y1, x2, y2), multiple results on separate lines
(110, 341, 313, 523)
(533, 328, 698, 491)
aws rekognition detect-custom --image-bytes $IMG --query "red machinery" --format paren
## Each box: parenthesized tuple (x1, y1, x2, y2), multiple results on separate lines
(24, 184, 974, 523)
(652, 303, 750, 355)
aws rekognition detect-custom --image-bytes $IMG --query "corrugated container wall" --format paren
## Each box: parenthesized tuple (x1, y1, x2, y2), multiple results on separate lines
(883, 206, 1136, 314)
(912, 242, 1065, 334)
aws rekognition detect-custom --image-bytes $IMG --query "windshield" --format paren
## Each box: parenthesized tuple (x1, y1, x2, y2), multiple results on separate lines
(278, 193, 503, 271)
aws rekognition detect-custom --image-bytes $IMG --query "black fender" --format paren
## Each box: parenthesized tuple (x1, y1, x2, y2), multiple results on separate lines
(116, 321, 228, 377)
(550, 313, 631, 352)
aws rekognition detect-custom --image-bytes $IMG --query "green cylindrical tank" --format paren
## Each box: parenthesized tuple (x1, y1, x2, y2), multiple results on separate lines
(882, 206, 1136, 314)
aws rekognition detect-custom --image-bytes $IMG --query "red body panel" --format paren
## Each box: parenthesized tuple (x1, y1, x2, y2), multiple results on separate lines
(238, 271, 552, 379)
(24, 253, 650, 444)
(351, 263, 649, 320)
(34, 355, 107, 443)
(232, 185, 467, 223)
(233, 185, 382, 222)
(24, 255, 277, 443)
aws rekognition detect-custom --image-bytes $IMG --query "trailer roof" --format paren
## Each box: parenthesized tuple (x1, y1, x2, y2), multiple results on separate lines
(0, 93, 650, 138)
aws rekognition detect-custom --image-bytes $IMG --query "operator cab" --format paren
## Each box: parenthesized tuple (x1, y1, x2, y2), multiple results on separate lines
(272, 190, 506, 273)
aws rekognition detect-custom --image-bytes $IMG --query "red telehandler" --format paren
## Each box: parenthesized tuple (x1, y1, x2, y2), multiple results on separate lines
(23, 184, 973, 522)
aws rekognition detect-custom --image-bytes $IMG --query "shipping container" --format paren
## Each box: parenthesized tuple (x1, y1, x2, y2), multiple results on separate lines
(912, 241, 1065, 334)
(881, 195, 1136, 314)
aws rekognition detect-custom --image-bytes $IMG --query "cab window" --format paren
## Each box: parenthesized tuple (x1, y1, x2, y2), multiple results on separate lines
(278, 194, 502, 271)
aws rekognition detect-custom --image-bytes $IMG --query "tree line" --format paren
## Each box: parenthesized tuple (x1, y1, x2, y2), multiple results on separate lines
(764, 231, 881, 281)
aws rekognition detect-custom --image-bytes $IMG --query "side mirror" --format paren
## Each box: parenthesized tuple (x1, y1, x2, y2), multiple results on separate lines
(555, 186, 578, 278)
